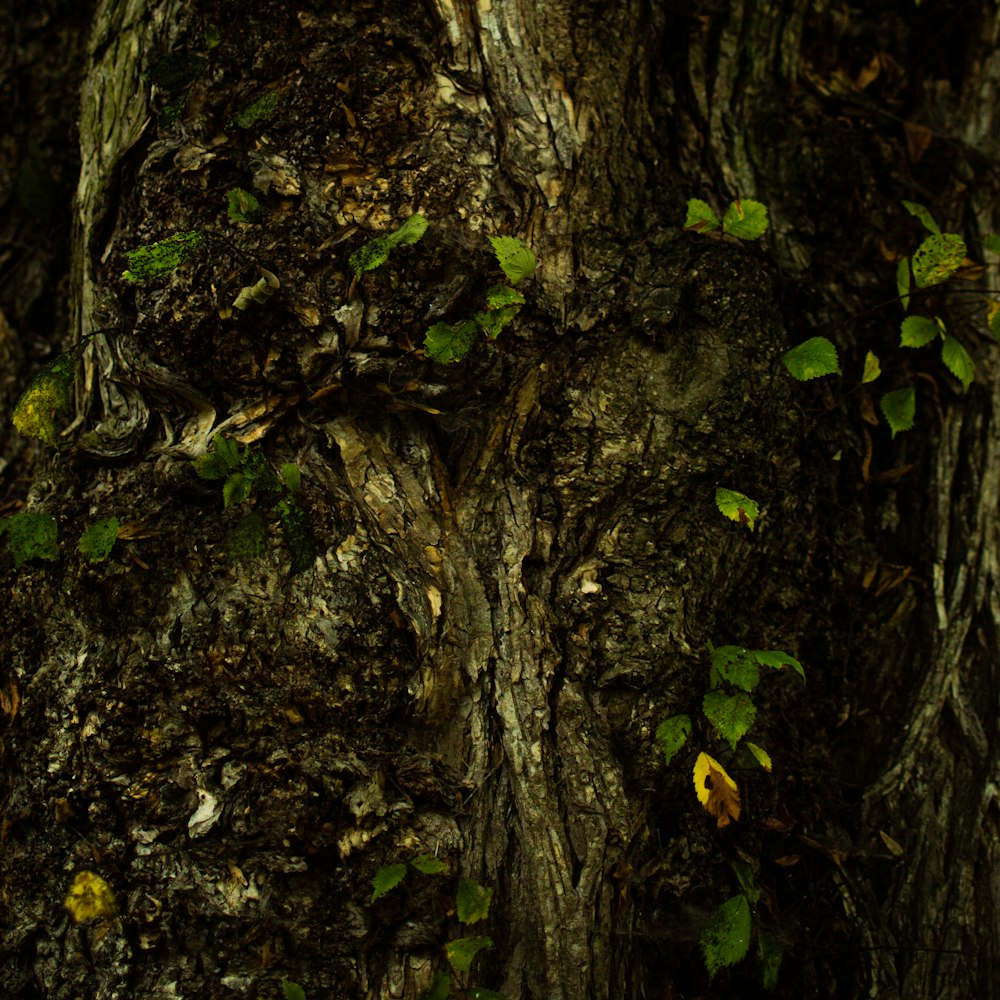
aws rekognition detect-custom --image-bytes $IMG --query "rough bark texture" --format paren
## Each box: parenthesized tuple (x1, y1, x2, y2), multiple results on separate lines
(3, 1, 1000, 999)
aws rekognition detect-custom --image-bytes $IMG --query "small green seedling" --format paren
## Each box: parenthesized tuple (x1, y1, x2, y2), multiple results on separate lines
(371, 859, 505, 997)
(193, 436, 316, 573)
(227, 187, 262, 224)
(684, 198, 769, 240)
(423, 235, 535, 364)
(700, 861, 783, 987)
(349, 213, 429, 280)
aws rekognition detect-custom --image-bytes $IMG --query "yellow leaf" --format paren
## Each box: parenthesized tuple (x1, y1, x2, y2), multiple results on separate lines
(879, 830, 904, 857)
(64, 871, 116, 924)
(745, 741, 772, 773)
(693, 752, 741, 828)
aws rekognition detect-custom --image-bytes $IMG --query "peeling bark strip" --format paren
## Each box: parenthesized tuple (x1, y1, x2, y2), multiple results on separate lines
(4, 0, 1000, 998)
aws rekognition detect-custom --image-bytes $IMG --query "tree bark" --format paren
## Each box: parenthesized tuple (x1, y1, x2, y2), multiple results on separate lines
(3, 1, 1000, 998)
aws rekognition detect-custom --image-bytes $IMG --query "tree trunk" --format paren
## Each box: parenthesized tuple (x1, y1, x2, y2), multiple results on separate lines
(3, 1, 999, 998)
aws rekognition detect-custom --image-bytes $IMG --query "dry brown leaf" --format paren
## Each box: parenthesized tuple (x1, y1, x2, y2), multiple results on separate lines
(904, 121, 934, 163)
(774, 854, 801, 867)
(693, 752, 741, 828)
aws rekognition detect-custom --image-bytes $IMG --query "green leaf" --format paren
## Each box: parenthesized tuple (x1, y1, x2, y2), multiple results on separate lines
(744, 741, 772, 772)
(122, 230, 203, 281)
(710, 646, 760, 693)
(424, 320, 478, 363)
(714, 488, 759, 530)
(411, 854, 449, 875)
(485, 284, 525, 310)
(684, 198, 720, 232)
(420, 972, 451, 1000)
(941, 334, 974, 392)
(900, 315, 940, 348)
(756, 926, 784, 990)
(487, 235, 536, 284)
(223, 471, 252, 507)
(193, 436, 243, 480)
(372, 864, 408, 902)
(473, 311, 505, 339)
(241, 449, 282, 494)
(281, 982, 307, 1000)
(445, 936, 493, 974)
(349, 216, 428, 279)
(280, 463, 301, 492)
(912, 233, 966, 288)
(782, 337, 840, 380)
(226, 187, 261, 224)
(469, 990, 507, 1000)
(700, 894, 752, 979)
(2, 512, 59, 569)
(881, 387, 915, 437)
(12, 348, 81, 445)
(349, 236, 392, 280)
(456, 877, 493, 925)
(901, 200, 941, 235)
(78, 517, 120, 563)
(230, 90, 280, 128)
(702, 690, 756, 750)
(896, 258, 911, 309)
(730, 861, 761, 905)
(225, 511, 267, 562)
(753, 649, 805, 679)
(385, 213, 429, 249)
(276, 496, 318, 574)
(204, 25, 222, 49)
(722, 199, 769, 239)
(982, 233, 1000, 254)
(862, 351, 881, 384)
(655, 715, 691, 766)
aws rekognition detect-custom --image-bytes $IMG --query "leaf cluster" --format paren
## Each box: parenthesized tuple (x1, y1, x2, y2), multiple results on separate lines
(656, 644, 804, 812)
(655, 644, 802, 983)
(193, 436, 316, 573)
(370, 858, 505, 998)
(874, 200, 982, 436)
(699, 862, 782, 987)
(423, 237, 534, 364)
(685, 196, 840, 382)
(347, 213, 535, 364)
